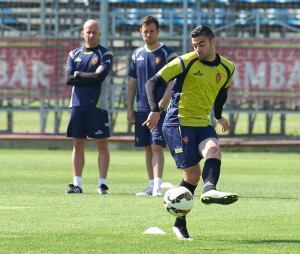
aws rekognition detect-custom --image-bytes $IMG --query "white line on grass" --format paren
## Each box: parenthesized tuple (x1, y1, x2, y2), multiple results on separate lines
(0, 206, 34, 210)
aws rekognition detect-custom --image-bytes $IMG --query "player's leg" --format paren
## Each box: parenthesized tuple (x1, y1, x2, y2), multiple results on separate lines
(66, 107, 87, 194)
(173, 165, 200, 240)
(151, 112, 166, 196)
(72, 138, 86, 179)
(135, 112, 154, 196)
(199, 133, 238, 205)
(87, 108, 111, 194)
(163, 125, 200, 240)
(65, 138, 86, 194)
(199, 137, 221, 192)
(95, 138, 110, 194)
(151, 144, 164, 196)
(144, 145, 154, 186)
(134, 146, 154, 196)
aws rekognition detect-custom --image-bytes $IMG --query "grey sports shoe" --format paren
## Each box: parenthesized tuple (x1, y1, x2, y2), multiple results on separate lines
(200, 190, 238, 205)
(136, 188, 152, 196)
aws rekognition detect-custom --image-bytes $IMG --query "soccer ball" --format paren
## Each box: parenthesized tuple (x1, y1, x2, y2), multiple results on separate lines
(163, 186, 194, 216)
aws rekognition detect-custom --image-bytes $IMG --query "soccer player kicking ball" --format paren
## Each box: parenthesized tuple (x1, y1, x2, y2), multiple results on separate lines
(143, 25, 238, 240)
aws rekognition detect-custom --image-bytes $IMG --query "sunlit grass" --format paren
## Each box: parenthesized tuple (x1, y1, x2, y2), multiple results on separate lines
(0, 150, 299, 254)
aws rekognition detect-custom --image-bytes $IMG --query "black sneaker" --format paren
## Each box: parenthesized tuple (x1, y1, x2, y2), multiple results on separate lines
(66, 184, 83, 194)
(97, 184, 109, 194)
(172, 225, 193, 241)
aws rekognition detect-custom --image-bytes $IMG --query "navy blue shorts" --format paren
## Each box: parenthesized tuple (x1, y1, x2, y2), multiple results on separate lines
(134, 111, 166, 147)
(162, 125, 218, 169)
(67, 107, 110, 139)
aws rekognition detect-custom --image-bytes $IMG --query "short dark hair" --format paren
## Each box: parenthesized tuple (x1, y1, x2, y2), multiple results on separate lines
(190, 25, 214, 40)
(140, 15, 159, 30)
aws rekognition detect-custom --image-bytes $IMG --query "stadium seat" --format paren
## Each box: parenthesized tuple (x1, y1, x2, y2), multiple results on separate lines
(0, 7, 22, 25)
(161, 8, 228, 27)
(235, 0, 300, 3)
(111, 8, 163, 26)
(266, 8, 289, 23)
(287, 9, 300, 25)
(0, 7, 12, 13)
(102, 0, 230, 4)
(105, 0, 195, 3)
(0, 17, 20, 24)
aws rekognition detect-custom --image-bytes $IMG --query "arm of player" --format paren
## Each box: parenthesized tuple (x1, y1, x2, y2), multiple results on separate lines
(142, 75, 166, 131)
(66, 72, 79, 86)
(214, 86, 229, 132)
(158, 81, 173, 111)
(126, 77, 137, 124)
(77, 53, 113, 81)
(66, 52, 113, 87)
(217, 117, 229, 133)
(66, 71, 102, 87)
(65, 53, 80, 86)
(142, 112, 161, 132)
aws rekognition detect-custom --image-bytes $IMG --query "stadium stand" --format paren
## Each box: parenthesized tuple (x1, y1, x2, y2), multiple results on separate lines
(1, 1, 300, 38)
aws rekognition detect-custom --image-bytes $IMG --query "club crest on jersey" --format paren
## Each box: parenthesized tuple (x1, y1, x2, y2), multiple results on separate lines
(155, 56, 161, 64)
(92, 57, 98, 65)
(216, 73, 221, 83)
(182, 136, 189, 144)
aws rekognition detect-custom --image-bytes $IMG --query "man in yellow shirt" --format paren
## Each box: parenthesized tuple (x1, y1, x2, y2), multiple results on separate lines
(143, 25, 238, 240)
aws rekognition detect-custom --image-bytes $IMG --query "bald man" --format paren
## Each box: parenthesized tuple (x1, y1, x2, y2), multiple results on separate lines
(65, 19, 113, 195)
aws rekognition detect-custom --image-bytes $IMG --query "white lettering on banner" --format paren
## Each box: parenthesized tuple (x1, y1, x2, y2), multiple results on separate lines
(233, 65, 240, 88)
(286, 61, 300, 89)
(256, 50, 265, 61)
(234, 61, 300, 90)
(244, 62, 266, 89)
(0, 60, 49, 88)
(229, 48, 297, 62)
(31, 60, 49, 88)
(0, 38, 78, 99)
(8, 61, 28, 87)
(270, 62, 285, 89)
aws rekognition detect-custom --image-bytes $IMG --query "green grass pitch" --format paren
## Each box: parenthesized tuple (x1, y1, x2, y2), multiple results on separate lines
(0, 149, 299, 254)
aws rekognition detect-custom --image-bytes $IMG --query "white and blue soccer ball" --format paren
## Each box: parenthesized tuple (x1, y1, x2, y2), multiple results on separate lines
(163, 186, 194, 216)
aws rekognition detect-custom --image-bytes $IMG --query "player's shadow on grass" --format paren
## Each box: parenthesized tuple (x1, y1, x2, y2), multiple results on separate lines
(239, 239, 300, 244)
(241, 196, 297, 200)
(78, 192, 135, 196)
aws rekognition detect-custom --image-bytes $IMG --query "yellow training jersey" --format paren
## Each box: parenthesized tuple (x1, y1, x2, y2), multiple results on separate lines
(157, 51, 235, 127)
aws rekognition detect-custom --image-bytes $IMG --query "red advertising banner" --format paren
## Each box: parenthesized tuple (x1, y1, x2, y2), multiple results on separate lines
(217, 38, 300, 102)
(0, 38, 79, 99)
(1, 38, 299, 103)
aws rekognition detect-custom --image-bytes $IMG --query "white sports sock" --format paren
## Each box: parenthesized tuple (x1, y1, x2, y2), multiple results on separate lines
(149, 179, 154, 189)
(154, 178, 162, 189)
(98, 178, 106, 186)
(73, 176, 82, 187)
